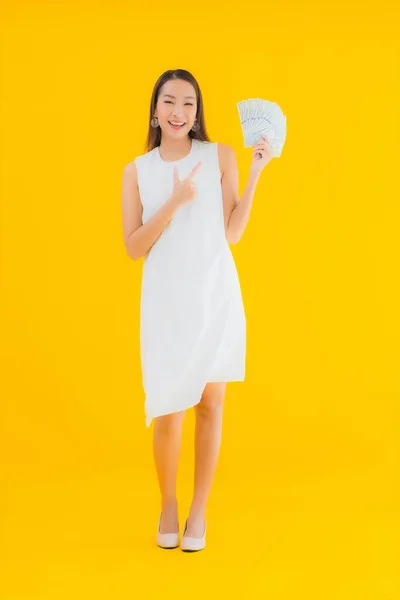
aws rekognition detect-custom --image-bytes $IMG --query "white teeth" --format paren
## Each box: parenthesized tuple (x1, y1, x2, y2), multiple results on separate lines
(169, 121, 184, 126)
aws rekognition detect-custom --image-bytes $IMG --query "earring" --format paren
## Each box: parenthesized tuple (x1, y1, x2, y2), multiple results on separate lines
(191, 119, 198, 132)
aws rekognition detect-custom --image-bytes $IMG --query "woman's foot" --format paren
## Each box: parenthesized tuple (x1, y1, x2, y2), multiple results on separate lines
(183, 514, 206, 538)
(159, 505, 179, 534)
(180, 517, 207, 552)
(156, 501, 179, 549)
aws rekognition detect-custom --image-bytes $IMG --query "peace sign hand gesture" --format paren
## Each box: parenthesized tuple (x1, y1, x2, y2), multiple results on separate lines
(171, 161, 203, 207)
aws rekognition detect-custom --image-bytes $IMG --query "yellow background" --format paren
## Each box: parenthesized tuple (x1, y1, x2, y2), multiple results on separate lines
(1, 1, 399, 598)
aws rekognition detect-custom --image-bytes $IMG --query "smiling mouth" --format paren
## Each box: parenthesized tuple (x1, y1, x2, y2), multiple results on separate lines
(168, 121, 186, 128)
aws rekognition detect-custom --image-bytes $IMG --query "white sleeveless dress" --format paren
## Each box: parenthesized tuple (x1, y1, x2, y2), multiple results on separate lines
(134, 138, 246, 428)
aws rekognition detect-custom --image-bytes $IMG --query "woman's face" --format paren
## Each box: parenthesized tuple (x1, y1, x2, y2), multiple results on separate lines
(155, 79, 197, 138)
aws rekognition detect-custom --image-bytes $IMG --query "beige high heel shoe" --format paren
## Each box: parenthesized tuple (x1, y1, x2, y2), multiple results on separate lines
(180, 518, 207, 552)
(156, 512, 180, 549)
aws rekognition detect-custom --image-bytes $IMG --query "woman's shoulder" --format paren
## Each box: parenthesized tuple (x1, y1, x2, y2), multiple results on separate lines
(214, 141, 236, 176)
(135, 147, 157, 160)
(128, 148, 157, 172)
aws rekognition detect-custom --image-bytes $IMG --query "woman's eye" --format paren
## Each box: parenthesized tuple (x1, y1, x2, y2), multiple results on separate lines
(164, 101, 193, 106)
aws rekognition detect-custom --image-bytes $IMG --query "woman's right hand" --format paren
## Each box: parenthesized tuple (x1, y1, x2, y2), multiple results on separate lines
(171, 161, 202, 207)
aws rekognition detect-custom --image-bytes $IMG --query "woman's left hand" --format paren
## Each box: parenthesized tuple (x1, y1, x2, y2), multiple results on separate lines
(250, 134, 274, 174)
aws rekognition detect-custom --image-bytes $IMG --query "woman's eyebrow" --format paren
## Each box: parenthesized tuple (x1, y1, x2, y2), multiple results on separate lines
(161, 94, 196, 100)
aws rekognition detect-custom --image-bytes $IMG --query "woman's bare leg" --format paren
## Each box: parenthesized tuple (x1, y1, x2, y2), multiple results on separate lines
(185, 382, 227, 537)
(153, 410, 186, 532)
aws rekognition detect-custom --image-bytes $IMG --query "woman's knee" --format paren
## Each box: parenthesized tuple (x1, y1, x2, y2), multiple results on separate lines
(195, 382, 227, 416)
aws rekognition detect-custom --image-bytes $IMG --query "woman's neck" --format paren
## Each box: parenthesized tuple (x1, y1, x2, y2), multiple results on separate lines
(158, 136, 193, 160)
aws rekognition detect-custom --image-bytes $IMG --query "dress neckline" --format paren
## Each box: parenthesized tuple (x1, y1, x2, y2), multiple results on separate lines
(156, 138, 197, 164)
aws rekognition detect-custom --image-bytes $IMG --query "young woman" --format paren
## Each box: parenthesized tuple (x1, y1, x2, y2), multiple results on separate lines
(121, 69, 273, 552)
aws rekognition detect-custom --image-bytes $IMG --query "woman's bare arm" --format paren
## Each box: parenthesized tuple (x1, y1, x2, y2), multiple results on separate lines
(121, 161, 178, 260)
(219, 143, 260, 245)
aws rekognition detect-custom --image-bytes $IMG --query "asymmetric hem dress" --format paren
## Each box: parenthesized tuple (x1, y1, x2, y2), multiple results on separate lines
(134, 138, 246, 428)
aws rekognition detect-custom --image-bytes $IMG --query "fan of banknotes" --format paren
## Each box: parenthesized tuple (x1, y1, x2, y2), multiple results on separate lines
(236, 98, 287, 157)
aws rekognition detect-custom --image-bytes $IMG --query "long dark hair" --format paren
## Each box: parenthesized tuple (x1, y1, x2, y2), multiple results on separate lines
(144, 69, 212, 153)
